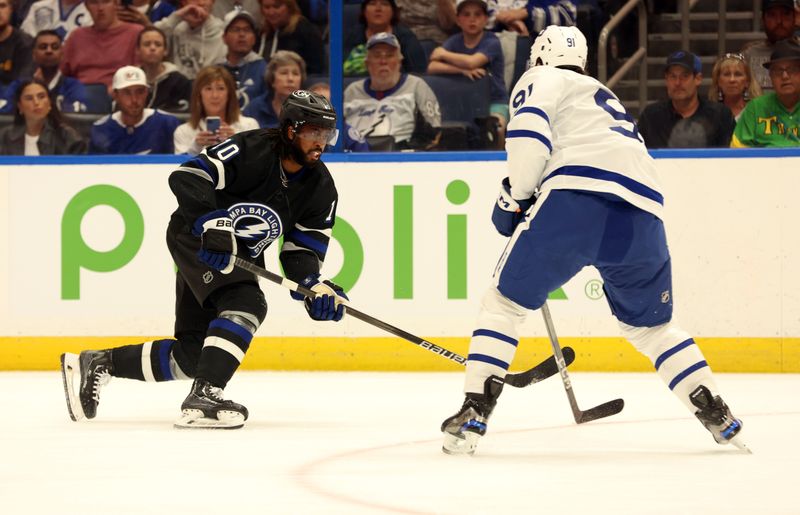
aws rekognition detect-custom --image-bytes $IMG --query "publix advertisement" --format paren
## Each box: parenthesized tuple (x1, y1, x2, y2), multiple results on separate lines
(0, 153, 798, 371)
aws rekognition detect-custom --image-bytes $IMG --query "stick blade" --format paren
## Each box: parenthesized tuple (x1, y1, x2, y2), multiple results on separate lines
(505, 346, 576, 388)
(575, 398, 625, 424)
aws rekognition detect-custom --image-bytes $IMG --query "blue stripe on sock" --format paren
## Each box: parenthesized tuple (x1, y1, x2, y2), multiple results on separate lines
(467, 353, 510, 370)
(472, 329, 518, 347)
(654, 338, 695, 370)
(668, 361, 708, 390)
(157, 339, 174, 381)
(209, 318, 254, 343)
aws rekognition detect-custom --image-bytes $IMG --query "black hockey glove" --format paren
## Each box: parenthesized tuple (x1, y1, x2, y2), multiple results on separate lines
(290, 273, 349, 322)
(491, 177, 535, 237)
(193, 210, 237, 274)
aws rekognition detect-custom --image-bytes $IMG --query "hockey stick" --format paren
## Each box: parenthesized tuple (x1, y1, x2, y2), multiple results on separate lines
(233, 257, 574, 388)
(541, 301, 624, 423)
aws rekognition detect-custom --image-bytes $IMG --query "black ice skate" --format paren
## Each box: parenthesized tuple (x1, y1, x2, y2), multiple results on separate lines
(441, 375, 504, 456)
(60, 350, 114, 421)
(690, 385, 751, 453)
(174, 378, 249, 430)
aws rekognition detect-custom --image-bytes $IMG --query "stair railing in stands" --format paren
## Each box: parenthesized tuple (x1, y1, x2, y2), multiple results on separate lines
(598, 0, 648, 110)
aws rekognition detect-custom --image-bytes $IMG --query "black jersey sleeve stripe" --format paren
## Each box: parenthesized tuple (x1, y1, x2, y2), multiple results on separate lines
(176, 156, 218, 186)
(283, 227, 329, 259)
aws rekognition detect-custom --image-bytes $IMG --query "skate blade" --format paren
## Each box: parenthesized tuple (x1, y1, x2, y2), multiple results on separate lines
(60, 353, 85, 422)
(728, 434, 753, 454)
(442, 431, 480, 456)
(174, 409, 245, 430)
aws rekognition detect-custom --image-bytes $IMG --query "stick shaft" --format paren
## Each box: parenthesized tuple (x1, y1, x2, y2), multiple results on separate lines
(234, 258, 467, 365)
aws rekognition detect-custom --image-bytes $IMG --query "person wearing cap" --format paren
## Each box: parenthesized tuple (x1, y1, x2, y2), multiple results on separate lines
(256, 0, 325, 75)
(154, 0, 226, 79)
(60, 0, 144, 88)
(89, 64, 182, 153)
(344, 31, 442, 151)
(732, 38, 800, 147)
(637, 50, 735, 149)
(218, 8, 266, 110)
(428, 0, 507, 149)
(0, 77, 86, 155)
(742, 0, 799, 93)
(136, 26, 192, 112)
(343, 0, 427, 76)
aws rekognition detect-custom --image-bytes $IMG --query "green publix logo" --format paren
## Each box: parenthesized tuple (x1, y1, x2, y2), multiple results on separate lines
(61, 182, 568, 301)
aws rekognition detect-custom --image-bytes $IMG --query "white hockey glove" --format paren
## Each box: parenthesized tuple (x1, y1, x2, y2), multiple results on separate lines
(290, 273, 349, 322)
(193, 210, 237, 274)
(491, 177, 535, 237)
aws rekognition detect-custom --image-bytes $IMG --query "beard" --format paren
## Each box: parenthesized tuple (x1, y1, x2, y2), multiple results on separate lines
(289, 138, 323, 167)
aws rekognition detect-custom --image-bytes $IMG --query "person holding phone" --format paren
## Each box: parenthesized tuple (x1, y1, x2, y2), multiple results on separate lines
(173, 65, 259, 154)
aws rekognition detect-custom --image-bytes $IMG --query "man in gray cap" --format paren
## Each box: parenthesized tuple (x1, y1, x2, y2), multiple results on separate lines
(733, 38, 800, 147)
(742, 0, 799, 92)
(638, 50, 736, 148)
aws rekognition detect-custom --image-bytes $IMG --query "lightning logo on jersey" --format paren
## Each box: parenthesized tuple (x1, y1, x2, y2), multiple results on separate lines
(228, 202, 283, 258)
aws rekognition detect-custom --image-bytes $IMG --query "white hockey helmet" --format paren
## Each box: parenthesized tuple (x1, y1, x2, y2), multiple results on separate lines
(529, 25, 588, 71)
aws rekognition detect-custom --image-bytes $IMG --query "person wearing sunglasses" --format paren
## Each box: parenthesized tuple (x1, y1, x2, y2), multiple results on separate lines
(709, 53, 762, 120)
(732, 38, 800, 147)
(742, 0, 798, 93)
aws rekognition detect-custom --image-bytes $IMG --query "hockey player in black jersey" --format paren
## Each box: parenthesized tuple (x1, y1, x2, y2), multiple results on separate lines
(60, 90, 348, 429)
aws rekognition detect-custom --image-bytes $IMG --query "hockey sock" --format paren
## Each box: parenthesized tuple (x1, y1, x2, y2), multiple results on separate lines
(194, 315, 254, 388)
(621, 322, 718, 412)
(111, 339, 190, 382)
(465, 288, 527, 394)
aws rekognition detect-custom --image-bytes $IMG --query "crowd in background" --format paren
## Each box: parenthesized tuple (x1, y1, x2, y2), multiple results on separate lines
(0, 0, 798, 156)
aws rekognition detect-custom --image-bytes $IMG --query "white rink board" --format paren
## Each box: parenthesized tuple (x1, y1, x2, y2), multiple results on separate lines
(0, 155, 798, 338)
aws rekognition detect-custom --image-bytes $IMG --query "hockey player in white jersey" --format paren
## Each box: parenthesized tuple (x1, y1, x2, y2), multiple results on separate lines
(441, 25, 748, 455)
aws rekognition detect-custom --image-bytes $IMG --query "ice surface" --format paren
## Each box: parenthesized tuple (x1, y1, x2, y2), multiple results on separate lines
(1, 371, 797, 514)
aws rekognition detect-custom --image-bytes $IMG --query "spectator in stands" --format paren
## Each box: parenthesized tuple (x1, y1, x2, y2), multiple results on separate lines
(21, 0, 91, 41)
(742, 0, 798, 93)
(0, 78, 86, 155)
(709, 53, 762, 121)
(137, 26, 191, 112)
(154, 0, 227, 79)
(427, 0, 507, 148)
(244, 49, 303, 127)
(486, 0, 576, 36)
(397, 0, 457, 46)
(343, 0, 427, 76)
(638, 51, 735, 149)
(308, 80, 370, 151)
(0, 0, 34, 88)
(218, 8, 266, 109)
(31, 30, 89, 113)
(89, 65, 181, 153)
(256, 0, 325, 74)
(60, 0, 143, 88)
(174, 65, 259, 153)
(732, 39, 800, 147)
(117, 0, 178, 25)
(213, 0, 262, 28)
(344, 32, 441, 151)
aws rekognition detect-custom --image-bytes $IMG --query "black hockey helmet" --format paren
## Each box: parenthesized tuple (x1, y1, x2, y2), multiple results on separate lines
(281, 89, 337, 130)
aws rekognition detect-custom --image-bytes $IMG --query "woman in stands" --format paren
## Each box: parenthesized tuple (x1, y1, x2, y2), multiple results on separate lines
(709, 53, 762, 120)
(173, 66, 259, 154)
(0, 78, 86, 155)
(257, 0, 326, 74)
(243, 50, 305, 128)
(343, 0, 427, 76)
